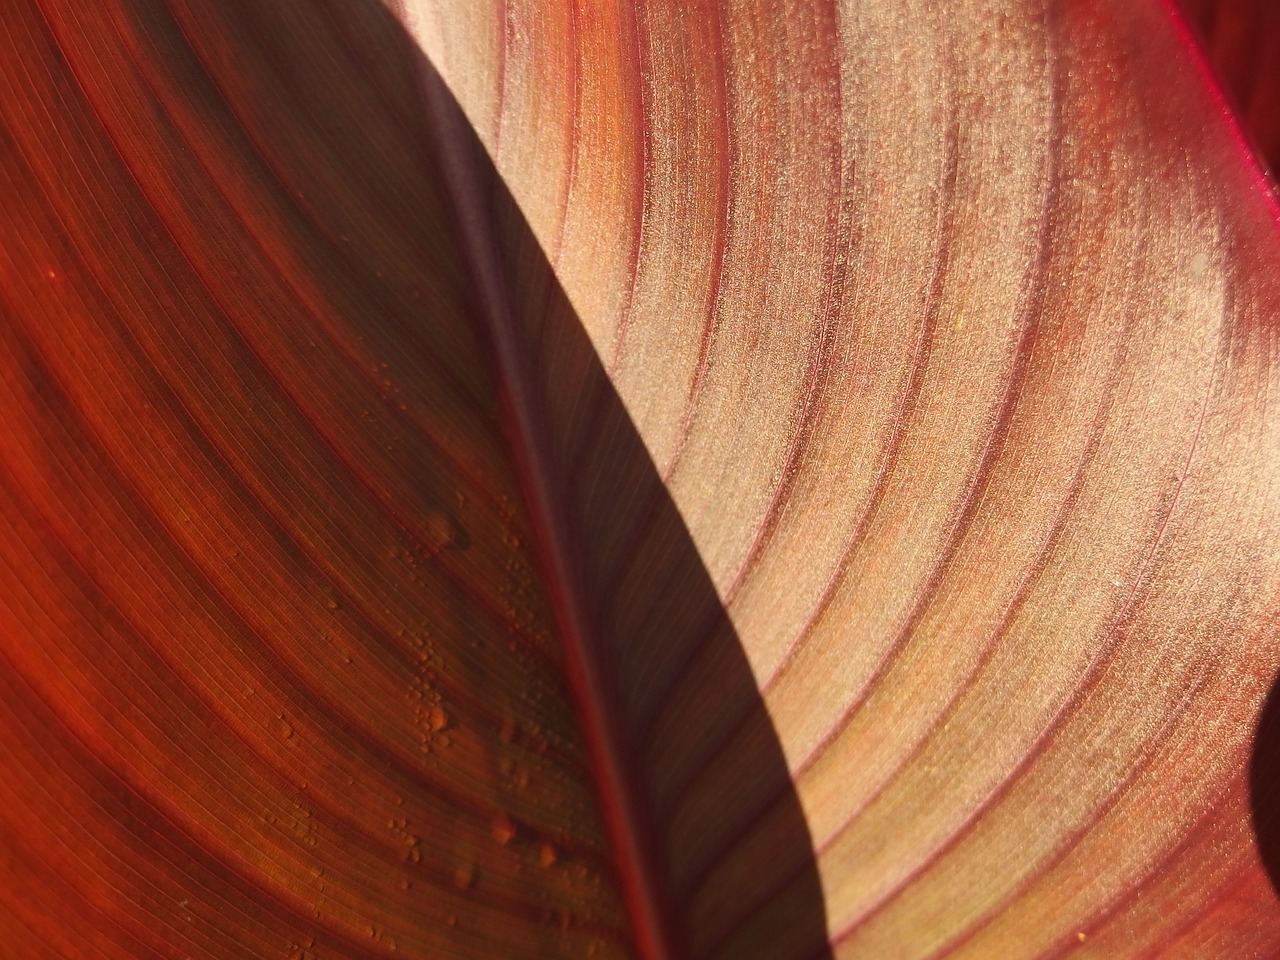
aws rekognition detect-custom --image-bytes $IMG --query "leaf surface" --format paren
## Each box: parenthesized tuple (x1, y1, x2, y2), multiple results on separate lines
(3, 1, 1280, 959)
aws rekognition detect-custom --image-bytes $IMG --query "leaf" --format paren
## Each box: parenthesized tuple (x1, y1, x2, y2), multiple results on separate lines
(0, 2, 818, 957)
(2, 1, 1280, 959)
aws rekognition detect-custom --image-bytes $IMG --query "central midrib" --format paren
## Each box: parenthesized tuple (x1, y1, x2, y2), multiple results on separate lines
(414, 54, 683, 960)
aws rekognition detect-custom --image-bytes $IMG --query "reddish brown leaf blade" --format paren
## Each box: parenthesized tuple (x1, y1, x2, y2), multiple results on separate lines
(0, 1, 623, 955)
(0, 1, 824, 957)
(8, 0, 1280, 956)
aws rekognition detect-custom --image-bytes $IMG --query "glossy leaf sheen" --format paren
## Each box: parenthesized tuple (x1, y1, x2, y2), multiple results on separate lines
(2, 1, 1280, 958)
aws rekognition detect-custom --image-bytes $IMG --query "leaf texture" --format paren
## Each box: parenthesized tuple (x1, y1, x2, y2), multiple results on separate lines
(3, 0, 1280, 958)
(0, 1, 819, 957)
(402, 0, 1280, 956)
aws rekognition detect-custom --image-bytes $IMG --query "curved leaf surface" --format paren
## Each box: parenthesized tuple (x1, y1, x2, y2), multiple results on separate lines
(403, 0, 1280, 956)
(0, 2, 820, 956)
(4, 0, 1280, 958)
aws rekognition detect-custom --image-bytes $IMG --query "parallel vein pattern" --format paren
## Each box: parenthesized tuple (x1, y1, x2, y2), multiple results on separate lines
(1, 1, 631, 956)
(5, 0, 1280, 957)
(405, 0, 1280, 956)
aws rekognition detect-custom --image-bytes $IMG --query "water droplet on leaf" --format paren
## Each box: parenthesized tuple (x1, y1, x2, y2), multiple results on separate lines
(491, 816, 516, 845)
(427, 705, 448, 732)
(452, 863, 475, 890)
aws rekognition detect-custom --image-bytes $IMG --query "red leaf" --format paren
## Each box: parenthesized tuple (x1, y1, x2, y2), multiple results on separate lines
(4, 1, 1280, 958)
